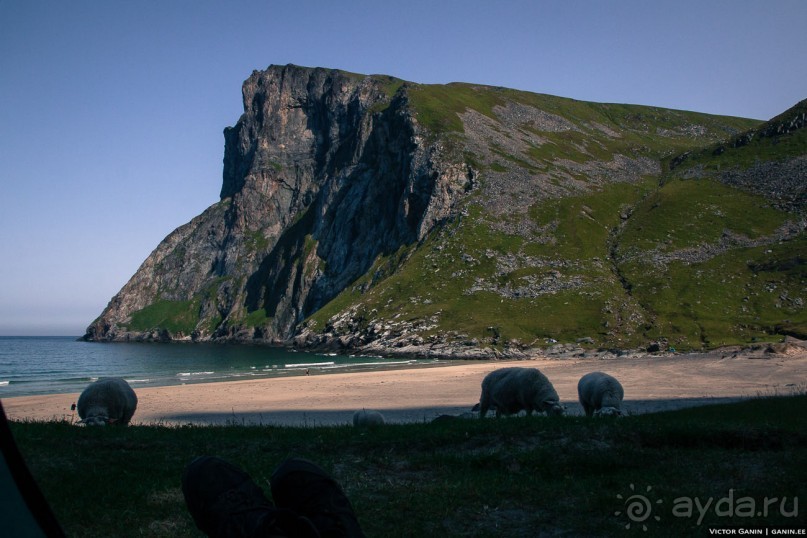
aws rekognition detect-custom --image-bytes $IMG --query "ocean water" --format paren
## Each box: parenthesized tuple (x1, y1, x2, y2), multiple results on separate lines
(0, 336, 436, 398)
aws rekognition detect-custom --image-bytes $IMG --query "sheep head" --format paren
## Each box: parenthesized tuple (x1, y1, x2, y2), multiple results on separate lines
(544, 401, 566, 416)
(594, 406, 622, 417)
(77, 406, 114, 426)
(78, 414, 110, 426)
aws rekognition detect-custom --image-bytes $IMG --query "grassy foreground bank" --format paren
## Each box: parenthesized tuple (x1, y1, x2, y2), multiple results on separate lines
(9, 396, 806, 537)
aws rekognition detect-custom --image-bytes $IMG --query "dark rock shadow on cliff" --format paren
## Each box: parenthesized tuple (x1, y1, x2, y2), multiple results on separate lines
(244, 96, 427, 335)
(244, 203, 316, 323)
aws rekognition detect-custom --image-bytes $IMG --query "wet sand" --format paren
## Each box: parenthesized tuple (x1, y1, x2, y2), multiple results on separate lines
(3, 346, 805, 427)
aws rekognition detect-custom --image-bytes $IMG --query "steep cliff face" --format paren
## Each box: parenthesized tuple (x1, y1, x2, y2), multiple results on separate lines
(84, 65, 473, 342)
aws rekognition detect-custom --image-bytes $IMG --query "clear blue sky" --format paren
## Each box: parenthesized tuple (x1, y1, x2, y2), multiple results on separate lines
(1, 0, 805, 336)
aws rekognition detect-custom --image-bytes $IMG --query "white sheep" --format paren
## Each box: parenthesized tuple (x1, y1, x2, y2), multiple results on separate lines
(77, 377, 138, 426)
(352, 409, 385, 427)
(478, 367, 565, 418)
(577, 371, 624, 417)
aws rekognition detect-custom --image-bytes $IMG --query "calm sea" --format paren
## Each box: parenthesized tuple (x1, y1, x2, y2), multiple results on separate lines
(0, 336, 436, 398)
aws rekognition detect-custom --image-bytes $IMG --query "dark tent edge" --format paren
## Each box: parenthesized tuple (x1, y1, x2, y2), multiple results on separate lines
(0, 400, 66, 537)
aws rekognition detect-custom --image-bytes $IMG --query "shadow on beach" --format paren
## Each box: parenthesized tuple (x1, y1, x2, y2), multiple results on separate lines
(146, 396, 748, 427)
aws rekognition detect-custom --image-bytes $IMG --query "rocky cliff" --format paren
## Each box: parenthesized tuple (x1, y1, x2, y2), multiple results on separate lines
(84, 65, 805, 354)
(84, 65, 473, 343)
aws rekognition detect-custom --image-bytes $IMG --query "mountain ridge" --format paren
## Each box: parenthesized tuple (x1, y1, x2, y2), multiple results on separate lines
(83, 65, 805, 356)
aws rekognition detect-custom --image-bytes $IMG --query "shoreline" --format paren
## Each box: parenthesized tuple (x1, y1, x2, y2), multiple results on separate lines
(4, 344, 805, 427)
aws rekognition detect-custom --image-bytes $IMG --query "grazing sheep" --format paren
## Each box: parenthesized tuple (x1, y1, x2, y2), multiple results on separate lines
(352, 409, 385, 427)
(577, 371, 624, 417)
(77, 377, 138, 426)
(479, 367, 565, 418)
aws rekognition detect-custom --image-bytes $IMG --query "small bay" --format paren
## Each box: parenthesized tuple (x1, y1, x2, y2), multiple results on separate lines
(0, 336, 435, 398)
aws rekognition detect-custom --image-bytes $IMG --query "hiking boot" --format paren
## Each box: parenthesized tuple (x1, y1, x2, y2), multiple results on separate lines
(270, 458, 366, 538)
(182, 456, 320, 538)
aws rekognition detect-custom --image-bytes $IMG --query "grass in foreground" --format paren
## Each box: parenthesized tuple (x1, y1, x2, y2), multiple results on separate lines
(9, 396, 807, 537)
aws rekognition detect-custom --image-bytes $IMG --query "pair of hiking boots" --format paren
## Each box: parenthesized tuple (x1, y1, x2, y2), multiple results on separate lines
(182, 456, 366, 538)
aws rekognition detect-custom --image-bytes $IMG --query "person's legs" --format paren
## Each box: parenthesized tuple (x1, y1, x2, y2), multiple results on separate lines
(181, 456, 319, 538)
(270, 458, 366, 538)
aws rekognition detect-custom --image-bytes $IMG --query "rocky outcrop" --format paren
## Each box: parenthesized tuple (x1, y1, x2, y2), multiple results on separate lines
(670, 99, 807, 213)
(84, 65, 474, 343)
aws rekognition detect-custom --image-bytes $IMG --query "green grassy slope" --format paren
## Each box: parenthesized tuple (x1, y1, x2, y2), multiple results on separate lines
(408, 83, 757, 154)
(616, 181, 804, 348)
(612, 101, 807, 349)
(307, 82, 807, 351)
(669, 98, 807, 171)
(310, 180, 658, 348)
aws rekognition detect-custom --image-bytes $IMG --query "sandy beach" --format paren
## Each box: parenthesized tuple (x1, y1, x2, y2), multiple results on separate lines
(3, 345, 806, 427)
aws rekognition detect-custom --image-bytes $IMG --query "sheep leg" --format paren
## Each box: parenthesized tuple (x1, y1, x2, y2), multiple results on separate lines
(479, 395, 491, 418)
